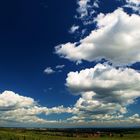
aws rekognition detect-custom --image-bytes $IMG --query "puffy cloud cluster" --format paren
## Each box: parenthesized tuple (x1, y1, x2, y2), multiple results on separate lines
(1, 79, 140, 126)
(65, 64, 140, 122)
(54, 1, 140, 126)
(56, 9, 140, 66)
(0, 91, 72, 126)
(50, 1, 140, 126)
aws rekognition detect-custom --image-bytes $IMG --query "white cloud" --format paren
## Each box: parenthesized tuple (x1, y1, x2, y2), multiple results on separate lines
(77, 0, 90, 18)
(126, 0, 140, 5)
(94, 0, 99, 8)
(76, 0, 100, 25)
(55, 64, 65, 69)
(66, 63, 140, 122)
(66, 113, 140, 127)
(69, 25, 79, 34)
(0, 91, 72, 126)
(124, 0, 140, 13)
(0, 91, 36, 111)
(56, 9, 140, 66)
(1, 89, 140, 127)
(44, 67, 55, 74)
(44, 65, 65, 75)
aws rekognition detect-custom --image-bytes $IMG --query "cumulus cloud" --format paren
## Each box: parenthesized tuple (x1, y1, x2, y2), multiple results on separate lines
(0, 91, 72, 126)
(1, 88, 140, 127)
(55, 9, 140, 66)
(65, 64, 140, 122)
(0, 91, 35, 111)
(55, 2, 140, 126)
(44, 67, 55, 74)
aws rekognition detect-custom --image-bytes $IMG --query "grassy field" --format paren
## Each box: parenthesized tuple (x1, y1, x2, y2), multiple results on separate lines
(0, 128, 140, 140)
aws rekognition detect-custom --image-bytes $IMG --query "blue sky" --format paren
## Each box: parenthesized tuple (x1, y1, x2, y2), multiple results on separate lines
(0, 0, 140, 128)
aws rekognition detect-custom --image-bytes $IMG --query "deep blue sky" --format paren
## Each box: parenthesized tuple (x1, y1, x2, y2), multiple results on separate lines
(0, 0, 109, 107)
(0, 0, 140, 127)
(0, 0, 78, 107)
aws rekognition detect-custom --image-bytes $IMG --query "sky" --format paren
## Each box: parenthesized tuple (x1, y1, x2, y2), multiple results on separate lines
(0, 0, 140, 128)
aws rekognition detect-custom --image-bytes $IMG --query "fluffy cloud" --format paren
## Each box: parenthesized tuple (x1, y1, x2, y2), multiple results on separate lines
(1, 88, 140, 127)
(55, 9, 140, 65)
(66, 64, 140, 122)
(55, 2, 140, 126)
(0, 91, 35, 111)
(44, 67, 55, 74)
(0, 91, 72, 126)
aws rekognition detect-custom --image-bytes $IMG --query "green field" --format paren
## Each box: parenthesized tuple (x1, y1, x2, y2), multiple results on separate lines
(0, 128, 140, 140)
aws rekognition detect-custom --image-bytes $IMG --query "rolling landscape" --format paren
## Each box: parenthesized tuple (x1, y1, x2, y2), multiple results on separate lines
(0, 128, 140, 140)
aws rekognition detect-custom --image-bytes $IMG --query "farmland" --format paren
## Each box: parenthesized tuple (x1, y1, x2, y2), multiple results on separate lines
(0, 128, 140, 140)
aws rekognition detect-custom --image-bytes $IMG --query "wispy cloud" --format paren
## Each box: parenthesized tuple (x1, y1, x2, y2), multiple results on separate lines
(56, 64, 65, 69)
(44, 65, 65, 75)
(69, 25, 79, 34)
(124, 0, 140, 13)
